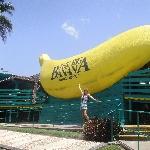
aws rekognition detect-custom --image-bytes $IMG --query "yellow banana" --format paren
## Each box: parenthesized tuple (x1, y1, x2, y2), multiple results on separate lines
(39, 25, 150, 99)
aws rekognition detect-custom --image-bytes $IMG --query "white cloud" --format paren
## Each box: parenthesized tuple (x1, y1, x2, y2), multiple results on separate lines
(61, 22, 79, 39)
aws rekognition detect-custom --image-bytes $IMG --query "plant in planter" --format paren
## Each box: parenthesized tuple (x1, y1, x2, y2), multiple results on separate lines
(83, 117, 122, 142)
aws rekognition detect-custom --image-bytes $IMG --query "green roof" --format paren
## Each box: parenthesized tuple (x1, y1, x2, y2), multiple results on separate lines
(0, 73, 12, 81)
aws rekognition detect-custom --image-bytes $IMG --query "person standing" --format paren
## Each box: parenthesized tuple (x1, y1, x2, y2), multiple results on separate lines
(79, 84, 101, 122)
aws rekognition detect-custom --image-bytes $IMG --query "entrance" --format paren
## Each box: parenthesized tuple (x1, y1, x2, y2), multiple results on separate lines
(131, 101, 150, 124)
(124, 100, 150, 124)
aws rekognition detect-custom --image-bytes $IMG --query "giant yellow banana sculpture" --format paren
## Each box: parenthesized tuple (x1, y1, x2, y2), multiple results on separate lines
(39, 25, 150, 99)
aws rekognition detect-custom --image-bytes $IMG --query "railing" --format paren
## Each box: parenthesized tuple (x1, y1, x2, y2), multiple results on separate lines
(0, 89, 47, 105)
(108, 108, 150, 150)
(0, 89, 33, 105)
(0, 89, 46, 123)
(104, 103, 122, 142)
(0, 107, 42, 123)
(122, 68, 150, 100)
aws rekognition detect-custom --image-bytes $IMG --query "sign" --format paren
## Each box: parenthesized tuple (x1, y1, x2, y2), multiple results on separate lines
(51, 57, 90, 81)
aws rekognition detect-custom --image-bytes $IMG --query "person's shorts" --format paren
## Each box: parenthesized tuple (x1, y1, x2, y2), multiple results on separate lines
(80, 104, 87, 110)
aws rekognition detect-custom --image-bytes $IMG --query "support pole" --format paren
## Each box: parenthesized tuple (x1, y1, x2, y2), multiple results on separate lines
(110, 112, 114, 142)
(9, 110, 12, 123)
(137, 112, 140, 150)
(27, 110, 30, 122)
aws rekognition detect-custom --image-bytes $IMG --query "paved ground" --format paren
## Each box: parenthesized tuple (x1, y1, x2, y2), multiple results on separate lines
(0, 130, 106, 150)
(120, 140, 150, 150)
(1, 124, 150, 150)
(0, 123, 82, 132)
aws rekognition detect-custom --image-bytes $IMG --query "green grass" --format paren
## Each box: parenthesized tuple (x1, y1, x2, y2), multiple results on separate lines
(0, 125, 82, 139)
(97, 144, 122, 150)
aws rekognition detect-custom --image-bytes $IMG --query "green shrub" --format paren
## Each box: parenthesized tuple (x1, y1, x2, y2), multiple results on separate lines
(83, 117, 122, 142)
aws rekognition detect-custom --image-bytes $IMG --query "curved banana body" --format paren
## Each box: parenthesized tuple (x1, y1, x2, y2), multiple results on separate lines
(39, 25, 150, 99)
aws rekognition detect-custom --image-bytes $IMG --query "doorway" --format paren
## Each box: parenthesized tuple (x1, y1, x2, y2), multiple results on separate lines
(124, 100, 150, 124)
(131, 101, 150, 124)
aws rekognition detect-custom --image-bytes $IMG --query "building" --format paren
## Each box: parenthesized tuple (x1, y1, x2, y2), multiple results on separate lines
(122, 66, 150, 124)
(0, 65, 149, 125)
(0, 73, 48, 123)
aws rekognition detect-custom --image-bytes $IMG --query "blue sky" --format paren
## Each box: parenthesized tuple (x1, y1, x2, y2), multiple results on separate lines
(0, 0, 150, 76)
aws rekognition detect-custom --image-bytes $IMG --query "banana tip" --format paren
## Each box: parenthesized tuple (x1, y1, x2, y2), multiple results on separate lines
(39, 54, 50, 66)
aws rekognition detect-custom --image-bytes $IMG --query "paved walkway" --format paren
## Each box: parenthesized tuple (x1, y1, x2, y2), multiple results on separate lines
(120, 140, 150, 150)
(0, 130, 106, 150)
(1, 124, 150, 150)
(0, 123, 82, 132)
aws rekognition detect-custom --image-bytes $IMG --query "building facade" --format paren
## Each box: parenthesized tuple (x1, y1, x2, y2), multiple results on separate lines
(0, 66, 149, 125)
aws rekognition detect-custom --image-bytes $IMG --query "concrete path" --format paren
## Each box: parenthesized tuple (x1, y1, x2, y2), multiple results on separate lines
(0, 123, 82, 132)
(120, 140, 150, 150)
(0, 130, 106, 150)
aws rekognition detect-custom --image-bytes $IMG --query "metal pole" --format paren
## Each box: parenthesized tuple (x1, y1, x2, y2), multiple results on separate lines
(9, 110, 12, 123)
(110, 112, 113, 142)
(16, 110, 19, 123)
(5, 110, 7, 123)
(33, 110, 34, 127)
(137, 112, 140, 150)
(129, 100, 132, 123)
(27, 110, 30, 122)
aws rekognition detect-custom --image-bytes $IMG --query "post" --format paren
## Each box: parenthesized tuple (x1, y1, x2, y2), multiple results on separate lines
(137, 112, 140, 150)
(9, 110, 12, 123)
(110, 112, 114, 142)
(129, 100, 132, 123)
(5, 110, 7, 123)
(32, 110, 34, 127)
(27, 110, 30, 122)
(16, 110, 19, 123)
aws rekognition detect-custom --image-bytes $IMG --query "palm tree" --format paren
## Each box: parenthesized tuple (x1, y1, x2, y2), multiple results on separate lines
(0, 0, 14, 42)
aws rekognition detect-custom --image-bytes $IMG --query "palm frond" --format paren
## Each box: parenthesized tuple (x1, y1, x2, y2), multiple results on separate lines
(0, 1, 14, 15)
(0, 15, 12, 41)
